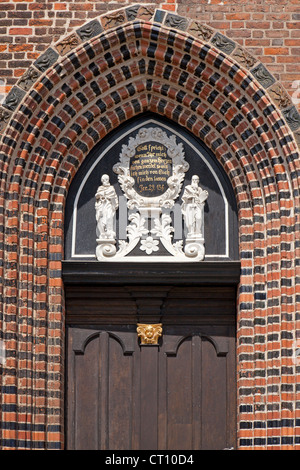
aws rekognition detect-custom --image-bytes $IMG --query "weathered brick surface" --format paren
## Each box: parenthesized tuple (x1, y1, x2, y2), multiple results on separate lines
(0, 0, 298, 113)
(0, 1, 299, 451)
(178, 0, 300, 110)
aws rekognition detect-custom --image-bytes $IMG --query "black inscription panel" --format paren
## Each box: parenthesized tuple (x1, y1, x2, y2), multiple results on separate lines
(130, 141, 172, 197)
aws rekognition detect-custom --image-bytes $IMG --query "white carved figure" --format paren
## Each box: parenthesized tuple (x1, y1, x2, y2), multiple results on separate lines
(95, 174, 119, 240)
(181, 175, 208, 239)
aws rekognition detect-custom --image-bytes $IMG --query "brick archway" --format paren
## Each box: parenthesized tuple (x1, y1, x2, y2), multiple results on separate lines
(0, 6, 299, 450)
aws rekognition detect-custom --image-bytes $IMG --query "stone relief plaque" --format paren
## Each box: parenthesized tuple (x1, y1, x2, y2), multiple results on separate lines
(95, 127, 209, 262)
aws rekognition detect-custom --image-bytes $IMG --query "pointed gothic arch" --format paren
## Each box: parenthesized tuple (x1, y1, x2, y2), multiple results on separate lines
(0, 5, 299, 450)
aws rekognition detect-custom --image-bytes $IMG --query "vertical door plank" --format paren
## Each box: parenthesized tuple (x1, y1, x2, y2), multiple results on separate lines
(201, 337, 227, 450)
(66, 327, 76, 450)
(165, 337, 193, 450)
(131, 339, 141, 450)
(158, 341, 167, 450)
(107, 332, 135, 449)
(99, 331, 109, 450)
(140, 346, 159, 449)
(192, 335, 202, 450)
(75, 332, 100, 450)
(66, 328, 76, 450)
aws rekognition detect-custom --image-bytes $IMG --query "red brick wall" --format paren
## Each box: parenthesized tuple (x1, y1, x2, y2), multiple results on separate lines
(0, 1, 300, 451)
(1, 0, 299, 114)
(178, 0, 300, 109)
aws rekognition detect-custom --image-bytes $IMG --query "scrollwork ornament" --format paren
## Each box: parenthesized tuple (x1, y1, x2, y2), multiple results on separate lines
(96, 242, 117, 259)
(184, 242, 205, 260)
(96, 127, 208, 263)
(113, 127, 189, 209)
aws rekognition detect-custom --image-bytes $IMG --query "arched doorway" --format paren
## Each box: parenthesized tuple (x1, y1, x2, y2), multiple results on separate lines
(0, 5, 299, 450)
(63, 113, 240, 450)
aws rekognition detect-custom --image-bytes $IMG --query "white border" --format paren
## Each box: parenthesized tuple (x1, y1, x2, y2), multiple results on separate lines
(70, 118, 230, 259)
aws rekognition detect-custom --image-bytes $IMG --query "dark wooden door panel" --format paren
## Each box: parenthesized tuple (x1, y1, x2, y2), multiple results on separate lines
(139, 346, 159, 449)
(158, 328, 235, 450)
(67, 328, 136, 450)
(161, 336, 195, 450)
(66, 325, 236, 450)
(201, 338, 227, 450)
(72, 331, 99, 450)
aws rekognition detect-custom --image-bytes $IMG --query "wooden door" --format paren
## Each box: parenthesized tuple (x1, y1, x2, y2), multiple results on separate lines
(63, 262, 239, 450)
(66, 324, 236, 450)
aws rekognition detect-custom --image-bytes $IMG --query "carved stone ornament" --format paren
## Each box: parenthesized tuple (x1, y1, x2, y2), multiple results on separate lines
(181, 175, 208, 257)
(188, 21, 214, 41)
(55, 33, 81, 55)
(95, 127, 208, 262)
(125, 5, 140, 21)
(95, 174, 119, 259)
(211, 32, 236, 55)
(3, 86, 26, 111)
(0, 107, 12, 132)
(250, 63, 276, 89)
(113, 127, 190, 209)
(164, 13, 188, 31)
(77, 19, 103, 41)
(282, 106, 300, 131)
(101, 11, 126, 29)
(294, 129, 300, 147)
(268, 83, 292, 110)
(137, 324, 163, 345)
(137, 6, 155, 21)
(17, 67, 41, 91)
(232, 46, 257, 70)
(33, 47, 59, 73)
